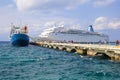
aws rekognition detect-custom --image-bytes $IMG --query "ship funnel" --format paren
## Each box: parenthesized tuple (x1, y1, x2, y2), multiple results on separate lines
(88, 25, 94, 32)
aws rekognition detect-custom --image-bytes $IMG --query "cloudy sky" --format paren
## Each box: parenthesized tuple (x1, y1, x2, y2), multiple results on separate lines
(0, 0, 120, 41)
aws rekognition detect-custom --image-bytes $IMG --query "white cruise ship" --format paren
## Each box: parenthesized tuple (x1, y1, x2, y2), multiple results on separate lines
(39, 25, 109, 43)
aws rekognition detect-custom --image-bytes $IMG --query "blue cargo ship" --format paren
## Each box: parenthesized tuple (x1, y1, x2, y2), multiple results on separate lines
(10, 25, 29, 46)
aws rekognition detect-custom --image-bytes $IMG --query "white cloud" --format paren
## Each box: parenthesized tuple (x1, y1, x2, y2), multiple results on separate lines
(40, 18, 82, 30)
(0, 27, 11, 34)
(94, 17, 120, 30)
(94, 17, 108, 30)
(108, 19, 120, 29)
(44, 21, 56, 27)
(0, 5, 82, 37)
(20, 16, 83, 37)
(14, 0, 90, 11)
(93, 0, 115, 7)
(14, 0, 36, 11)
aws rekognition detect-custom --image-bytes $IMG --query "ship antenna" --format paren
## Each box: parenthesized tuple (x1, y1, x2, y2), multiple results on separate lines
(11, 22, 13, 27)
(10, 23, 14, 38)
(55, 23, 57, 27)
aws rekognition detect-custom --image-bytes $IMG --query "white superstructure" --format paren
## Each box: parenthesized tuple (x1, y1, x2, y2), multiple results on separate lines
(39, 25, 109, 43)
(9, 25, 28, 38)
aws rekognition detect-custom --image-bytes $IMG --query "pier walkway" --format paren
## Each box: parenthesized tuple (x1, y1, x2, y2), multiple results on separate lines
(30, 42, 120, 62)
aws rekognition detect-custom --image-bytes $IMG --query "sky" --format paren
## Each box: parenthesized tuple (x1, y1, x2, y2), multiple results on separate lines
(0, 0, 120, 41)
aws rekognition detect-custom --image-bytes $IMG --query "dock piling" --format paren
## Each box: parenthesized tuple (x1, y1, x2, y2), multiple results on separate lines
(30, 42, 120, 62)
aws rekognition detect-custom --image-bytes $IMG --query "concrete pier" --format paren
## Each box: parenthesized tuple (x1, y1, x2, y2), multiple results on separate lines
(30, 42, 120, 62)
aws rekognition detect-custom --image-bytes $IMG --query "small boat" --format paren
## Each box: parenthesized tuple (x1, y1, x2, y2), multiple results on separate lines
(9, 25, 29, 46)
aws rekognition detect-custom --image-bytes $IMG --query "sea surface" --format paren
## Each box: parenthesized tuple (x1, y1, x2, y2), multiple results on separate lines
(0, 41, 120, 80)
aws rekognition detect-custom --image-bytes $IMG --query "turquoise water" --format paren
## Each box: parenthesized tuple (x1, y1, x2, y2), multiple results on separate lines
(0, 42, 120, 80)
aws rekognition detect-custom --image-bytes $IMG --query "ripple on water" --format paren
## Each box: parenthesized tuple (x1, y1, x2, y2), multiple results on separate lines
(0, 42, 120, 80)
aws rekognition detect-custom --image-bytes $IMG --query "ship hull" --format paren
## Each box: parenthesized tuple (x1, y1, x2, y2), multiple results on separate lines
(40, 32, 109, 43)
(11, 34, 29, 46)
(39, 26, 109, 43)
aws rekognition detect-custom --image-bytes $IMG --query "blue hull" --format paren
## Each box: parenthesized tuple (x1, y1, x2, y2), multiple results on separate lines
(11, 34, 29, 46)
